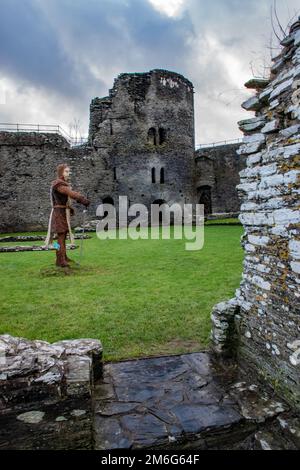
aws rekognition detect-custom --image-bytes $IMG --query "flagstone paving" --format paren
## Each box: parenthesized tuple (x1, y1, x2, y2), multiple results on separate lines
(93, 352, 300, 450)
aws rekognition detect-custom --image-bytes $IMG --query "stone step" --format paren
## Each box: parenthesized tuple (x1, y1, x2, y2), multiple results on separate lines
(92, 352, 296, 450)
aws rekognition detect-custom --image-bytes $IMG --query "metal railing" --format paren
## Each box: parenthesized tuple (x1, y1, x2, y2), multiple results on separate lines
(0, 123, 88, 147)
(195, 138, 243, 149)
(1, 123, 243, 149)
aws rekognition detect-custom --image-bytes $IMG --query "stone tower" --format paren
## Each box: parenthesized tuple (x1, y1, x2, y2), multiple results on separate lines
(88, 69, 196, 213)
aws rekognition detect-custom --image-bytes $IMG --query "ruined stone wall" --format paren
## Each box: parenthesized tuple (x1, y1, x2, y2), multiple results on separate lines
(0, 68, 246, 232)
(0, 133, 112, 232)
(90, 69, 196, 209)
(0, 69, 196, 232)
(0, 132, 70, 232)
(195, 143, 246, 214)
(0, 335, 102, 449)
(211, 18, 300, 410)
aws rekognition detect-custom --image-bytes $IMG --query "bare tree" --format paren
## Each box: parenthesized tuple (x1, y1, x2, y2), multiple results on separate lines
(249, 0, 300, 79)
(271, 0, 286, 43)
(268, 0, 300, 53)
(216, 1, 300, 109)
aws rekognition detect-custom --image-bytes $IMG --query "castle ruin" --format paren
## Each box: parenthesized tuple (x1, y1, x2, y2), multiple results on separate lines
(0, 17, 299, 450)
(0, 69, 243, 232)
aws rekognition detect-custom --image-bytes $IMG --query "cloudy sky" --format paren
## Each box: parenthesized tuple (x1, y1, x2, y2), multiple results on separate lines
(0, 0, 299, 144)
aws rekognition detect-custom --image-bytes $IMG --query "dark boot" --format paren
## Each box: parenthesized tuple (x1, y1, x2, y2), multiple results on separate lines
(64, 233, 73, 262)
(56, 251, 69, 267)
(61, 232, 70, 266)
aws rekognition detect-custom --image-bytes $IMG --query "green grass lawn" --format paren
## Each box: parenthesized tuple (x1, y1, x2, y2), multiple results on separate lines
(0, 225, 244, 362)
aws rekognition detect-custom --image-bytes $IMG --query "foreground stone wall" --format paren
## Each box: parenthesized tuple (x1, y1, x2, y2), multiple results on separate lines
(2, 335, 299, 450)
(0, 335, 102, 449)
(211, 18, 300, 410)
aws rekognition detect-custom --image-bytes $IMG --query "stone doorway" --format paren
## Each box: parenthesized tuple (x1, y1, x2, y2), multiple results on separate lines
(198, 186, 212, 216)
(152, 199, 167, 225)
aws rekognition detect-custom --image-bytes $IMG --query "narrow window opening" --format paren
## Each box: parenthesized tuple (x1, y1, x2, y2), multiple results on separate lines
(158, 128, 166, 144)
(160, 167, 165, 184)
(147, 127, 157, 146)
(151, 167, 156, 183)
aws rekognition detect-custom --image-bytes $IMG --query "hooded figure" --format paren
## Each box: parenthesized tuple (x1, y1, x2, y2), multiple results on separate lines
(45, 163, 90, 267)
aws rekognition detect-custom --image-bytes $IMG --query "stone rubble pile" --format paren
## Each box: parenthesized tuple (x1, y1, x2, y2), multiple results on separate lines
(75, 219, 100, 232)
(0, 235, 90, 242)
(0, 244, 78, 253)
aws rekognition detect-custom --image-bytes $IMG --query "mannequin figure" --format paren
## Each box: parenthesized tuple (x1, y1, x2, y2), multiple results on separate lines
(45, 163, 90, 267)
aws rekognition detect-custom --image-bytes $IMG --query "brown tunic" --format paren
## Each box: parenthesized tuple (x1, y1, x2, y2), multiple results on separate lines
(50, 178, 89, 233)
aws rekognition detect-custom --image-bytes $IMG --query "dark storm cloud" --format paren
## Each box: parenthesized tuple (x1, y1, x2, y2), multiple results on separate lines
(34, 0, 195, 78)
(0, 0, 299, 140)
(0, 0, 194, 103)
(0, 0, 87, 97)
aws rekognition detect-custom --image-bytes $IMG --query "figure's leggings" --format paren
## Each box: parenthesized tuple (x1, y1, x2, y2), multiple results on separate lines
(56, 231, 67, 263)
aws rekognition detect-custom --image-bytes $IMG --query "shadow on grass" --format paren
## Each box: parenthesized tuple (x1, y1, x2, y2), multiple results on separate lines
(39, 264, 111, 277)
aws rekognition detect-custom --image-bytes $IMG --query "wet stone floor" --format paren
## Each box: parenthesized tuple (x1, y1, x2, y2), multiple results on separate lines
(92, 352, 300, 450)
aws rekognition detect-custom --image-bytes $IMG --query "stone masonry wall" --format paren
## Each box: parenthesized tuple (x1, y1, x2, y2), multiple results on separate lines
(0, 69, 196, 232)
(0, 132, 112, 232)
(90, 69, 196, 210)
(0, 68, 245, 232)
(195, 143, 246, 214)
(211, 18, 300, 410)
(0, 132, 69, 232)
(0, 335, 102, 449)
